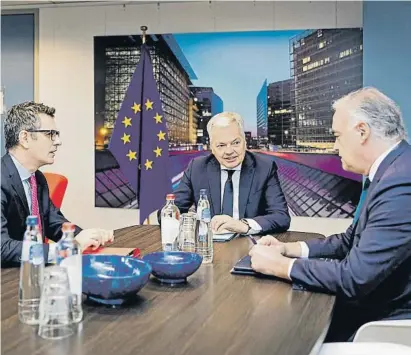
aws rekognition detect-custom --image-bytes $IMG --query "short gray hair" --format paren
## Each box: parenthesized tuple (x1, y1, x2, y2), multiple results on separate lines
(332, 87, 407, 142)
(207, 112, 245, 142)
(4, 101, 56, 150)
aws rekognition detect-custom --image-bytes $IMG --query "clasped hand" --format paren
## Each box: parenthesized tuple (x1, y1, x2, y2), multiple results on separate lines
(211, 215, 248, 234)
(248, 235, 291, 279)
(75, 228, 114, 250)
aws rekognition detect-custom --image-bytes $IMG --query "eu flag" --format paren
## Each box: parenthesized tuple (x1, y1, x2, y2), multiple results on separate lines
(108, 44, 171, 224)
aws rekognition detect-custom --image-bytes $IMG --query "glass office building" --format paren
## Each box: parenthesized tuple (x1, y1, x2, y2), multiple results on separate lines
(290, 28, 363, 149)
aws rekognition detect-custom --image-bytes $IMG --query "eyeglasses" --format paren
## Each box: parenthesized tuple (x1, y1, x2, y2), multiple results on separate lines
(26, 129, 60, 141)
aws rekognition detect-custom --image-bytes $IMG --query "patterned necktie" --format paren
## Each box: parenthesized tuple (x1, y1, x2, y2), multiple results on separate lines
(353, 177, 371, 223)
(222, 170, 235, 216)
(29, 175, 43, 239)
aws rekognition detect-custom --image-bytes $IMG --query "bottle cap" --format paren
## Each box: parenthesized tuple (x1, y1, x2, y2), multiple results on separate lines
(26, 215, 38, 226)
(62, 222, 76, 233)
(200, 189, 207, 194)
(166, 193, 175, 200)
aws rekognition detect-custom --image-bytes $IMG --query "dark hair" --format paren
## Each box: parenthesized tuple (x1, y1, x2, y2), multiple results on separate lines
(4, 101, 56, 150)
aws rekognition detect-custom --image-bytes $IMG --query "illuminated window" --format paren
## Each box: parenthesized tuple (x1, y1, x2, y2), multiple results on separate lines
(302, 56, 311, 64)
(318, 41, 325, 49)
(339, 49, 353, 58)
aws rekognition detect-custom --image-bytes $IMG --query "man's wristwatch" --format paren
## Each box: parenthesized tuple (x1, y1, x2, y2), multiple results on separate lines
(240, 218, 251, 234)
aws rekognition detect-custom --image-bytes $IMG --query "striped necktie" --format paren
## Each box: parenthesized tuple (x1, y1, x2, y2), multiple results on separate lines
(29, 175, 43, 239)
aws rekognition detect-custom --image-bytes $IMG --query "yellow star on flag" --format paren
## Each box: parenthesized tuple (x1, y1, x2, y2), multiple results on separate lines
(153, 146, 162, 157)
(157, 130, 166, 141)
(126, 150, 137, 161)
(145, 99, 154, 110)
(121, 133, 131, 144)
(122, 117, 132, 128)
(154, 113, 162, 123)
(131, 102, 141, 114)
(144, 159, 153, 170)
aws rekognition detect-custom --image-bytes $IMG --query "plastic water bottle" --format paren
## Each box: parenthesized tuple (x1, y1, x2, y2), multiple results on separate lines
(18, 215, 44, 325)
(195, 189, 213, 263)
(56, 222, 83, 323)
(161, 194, 180, 251)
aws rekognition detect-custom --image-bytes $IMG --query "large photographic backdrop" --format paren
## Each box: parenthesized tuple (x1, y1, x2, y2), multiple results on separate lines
(94, 28, 364, 220)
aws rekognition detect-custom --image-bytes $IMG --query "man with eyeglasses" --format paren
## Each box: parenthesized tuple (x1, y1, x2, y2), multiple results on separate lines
(160, 112, 290, 236)
(1, 101, 113, 266)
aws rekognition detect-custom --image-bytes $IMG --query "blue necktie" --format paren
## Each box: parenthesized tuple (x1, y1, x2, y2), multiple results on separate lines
(353, 177, 371, 223)
(222, 170, 235, 216)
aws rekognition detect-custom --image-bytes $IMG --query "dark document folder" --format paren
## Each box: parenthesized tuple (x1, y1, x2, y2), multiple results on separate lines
(231, 255, 306, 291)
(230, 255, 257, 276)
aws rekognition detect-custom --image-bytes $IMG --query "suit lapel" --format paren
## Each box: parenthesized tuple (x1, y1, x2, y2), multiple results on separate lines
(4, 154, 30, 215)
(207, 158, 221, 216)
(353, 140, 408, 232)
(239, 152, 255, 219)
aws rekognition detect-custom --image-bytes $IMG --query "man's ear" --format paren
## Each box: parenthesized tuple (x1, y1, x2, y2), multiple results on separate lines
(18, 130, 30, 149)
(357, 122, 370, 143)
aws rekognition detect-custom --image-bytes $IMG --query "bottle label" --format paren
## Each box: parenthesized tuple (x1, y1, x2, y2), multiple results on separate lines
(29, 244, 44, 265)
(161, 218, 180, 245)
(201, 208, 211, 222)
(198, 222, 209, 243)
(21, 241, 34, 262)
(60, 254, 82, 295)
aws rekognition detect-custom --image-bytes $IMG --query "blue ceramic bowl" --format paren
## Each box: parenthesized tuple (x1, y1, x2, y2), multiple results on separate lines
(142, 251, 203, 284)
(82, 255, 152, 306)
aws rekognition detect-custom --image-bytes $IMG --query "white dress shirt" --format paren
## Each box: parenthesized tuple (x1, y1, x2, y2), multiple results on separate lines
(288, 140, 402, 278)
(220, 164, 262, 234)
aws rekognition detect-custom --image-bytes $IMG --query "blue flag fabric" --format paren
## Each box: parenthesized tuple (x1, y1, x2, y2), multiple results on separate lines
(108, 44, 171, 224)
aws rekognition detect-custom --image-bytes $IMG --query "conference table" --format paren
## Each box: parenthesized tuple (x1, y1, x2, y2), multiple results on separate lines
(1, 226, 335, 355)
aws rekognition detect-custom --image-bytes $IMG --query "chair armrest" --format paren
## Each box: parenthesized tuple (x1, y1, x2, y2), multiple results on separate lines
(354, 320, 411, 346)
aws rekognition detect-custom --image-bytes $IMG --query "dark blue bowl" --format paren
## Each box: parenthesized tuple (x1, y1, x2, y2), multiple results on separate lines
(142, 251, 203, 284)
(82, 255, 152, 306)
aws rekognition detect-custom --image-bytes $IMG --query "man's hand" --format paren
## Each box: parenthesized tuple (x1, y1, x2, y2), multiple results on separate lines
(249, 244, 292, 280)
(75, 228, 114, 250)
(211, 215, 248, 234)
(258, 235, 284, 247)
(258, 235, 302, 258)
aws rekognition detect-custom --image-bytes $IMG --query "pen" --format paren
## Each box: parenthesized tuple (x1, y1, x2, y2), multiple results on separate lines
(247, 235, 257, 245)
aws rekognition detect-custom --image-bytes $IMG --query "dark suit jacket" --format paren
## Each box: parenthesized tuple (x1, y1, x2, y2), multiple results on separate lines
(1, 153, 82, 266)
(171, 151, 290, 233)
(291, 140, 411, 322)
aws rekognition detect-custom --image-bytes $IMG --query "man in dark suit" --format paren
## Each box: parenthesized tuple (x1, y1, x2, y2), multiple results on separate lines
(169, 112, 290, 235)
(249, 87, 411, 341)
(1, 101, 113, 266)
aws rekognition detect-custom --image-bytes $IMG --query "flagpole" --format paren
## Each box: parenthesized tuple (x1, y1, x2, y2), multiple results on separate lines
(141, 25, 147, 44)
(137, 26, 147, 212)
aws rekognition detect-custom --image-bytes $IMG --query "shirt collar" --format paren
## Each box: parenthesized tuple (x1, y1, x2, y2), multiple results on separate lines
(220, 164, 242, 171)
(368, 141, 401, 182)
(10, 154, 33, 181)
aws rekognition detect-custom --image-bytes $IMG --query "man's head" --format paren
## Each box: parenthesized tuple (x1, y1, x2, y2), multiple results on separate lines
(332, 87, 406, 175)
(4, 101, 62, 169)
(207, 112, 247, 168)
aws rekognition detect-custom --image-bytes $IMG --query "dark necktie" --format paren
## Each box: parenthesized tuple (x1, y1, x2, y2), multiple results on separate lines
(221, 170, 235, 216)
(353, 177, 371, 223)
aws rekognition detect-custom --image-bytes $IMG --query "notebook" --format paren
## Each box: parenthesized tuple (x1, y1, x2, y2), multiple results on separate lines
(213, 232, 238, 242)
(83, 247, 141, 258)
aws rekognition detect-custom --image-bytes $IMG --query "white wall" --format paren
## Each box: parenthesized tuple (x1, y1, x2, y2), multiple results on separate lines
(38, 1, 362, 231)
